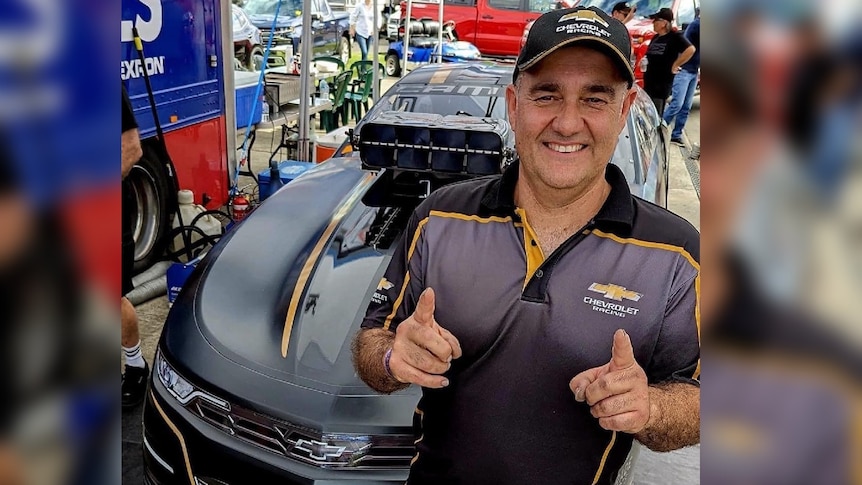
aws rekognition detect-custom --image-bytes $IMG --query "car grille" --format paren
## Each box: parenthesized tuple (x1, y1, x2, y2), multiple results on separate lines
(191, 398, 414, 469)
(259, 28, 292, 46)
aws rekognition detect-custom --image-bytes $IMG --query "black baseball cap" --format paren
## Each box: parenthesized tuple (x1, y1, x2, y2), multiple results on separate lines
(648, 8, 674, 22)
(515, 7, 634, 86)
(612, 2, 632, 13)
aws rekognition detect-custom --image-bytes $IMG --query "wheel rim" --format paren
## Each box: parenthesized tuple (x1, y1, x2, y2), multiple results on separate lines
(340, 39, 349, 64)
(129, 165, 161, 263)
(386, 56, 396, 75)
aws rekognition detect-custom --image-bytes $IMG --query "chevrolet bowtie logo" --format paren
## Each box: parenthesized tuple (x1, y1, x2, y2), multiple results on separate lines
(559, 10, 609, 27)
(589, 283, 642, 302)
(293, 439, 346, 460)
(377, 277, 394, 291)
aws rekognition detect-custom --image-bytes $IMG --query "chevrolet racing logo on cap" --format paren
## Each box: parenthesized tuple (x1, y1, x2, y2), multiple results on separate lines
(559, 10, 610, 27)
(588, 283, 642, 302)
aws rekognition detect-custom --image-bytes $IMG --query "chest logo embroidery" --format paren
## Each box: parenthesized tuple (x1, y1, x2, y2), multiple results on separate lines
(584, 283, 642, 318)
(588, 283, 642, 302)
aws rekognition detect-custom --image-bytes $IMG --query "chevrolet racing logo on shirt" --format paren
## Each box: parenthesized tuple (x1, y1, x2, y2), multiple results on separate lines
(371, 278, 394, 305)
(584, 283, 642, 318)
(588, 283, 642, 302)
(377, 278, 395, 291)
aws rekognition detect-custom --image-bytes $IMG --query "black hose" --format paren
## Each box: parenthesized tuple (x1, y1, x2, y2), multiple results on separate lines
(132, 26, 194, 262)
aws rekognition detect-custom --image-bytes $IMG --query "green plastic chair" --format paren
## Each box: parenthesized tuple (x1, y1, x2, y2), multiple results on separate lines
(346, 60, 385, 122)
(311, 56, 345, 76)
(320, 70, 353, 132)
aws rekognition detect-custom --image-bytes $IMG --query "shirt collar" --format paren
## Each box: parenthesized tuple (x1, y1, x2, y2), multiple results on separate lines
(481, 160, 635, 229)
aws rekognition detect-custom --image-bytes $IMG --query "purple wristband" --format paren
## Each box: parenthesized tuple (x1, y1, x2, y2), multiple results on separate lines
(383, 348, 395, 379)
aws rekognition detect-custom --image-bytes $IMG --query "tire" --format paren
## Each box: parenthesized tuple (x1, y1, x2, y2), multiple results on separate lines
(127, 144, 175, 273)
(248, 45, 264, 71)
(338, 36, 351, 64)
(385, 52, 401, 77)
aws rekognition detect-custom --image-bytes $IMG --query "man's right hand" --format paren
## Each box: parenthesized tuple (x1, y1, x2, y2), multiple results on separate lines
(389, 288, 462, 388)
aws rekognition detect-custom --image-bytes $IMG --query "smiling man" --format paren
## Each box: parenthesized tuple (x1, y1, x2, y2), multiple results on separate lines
(353, 6, 700, 484)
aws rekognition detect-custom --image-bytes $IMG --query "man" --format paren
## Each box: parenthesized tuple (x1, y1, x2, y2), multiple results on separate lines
(121, 85, 148, 408)
(352, 6, 700, 485)
(611, 1, 635, 24)
(643, 8, 695, 115)
(662, 14, 699, 145)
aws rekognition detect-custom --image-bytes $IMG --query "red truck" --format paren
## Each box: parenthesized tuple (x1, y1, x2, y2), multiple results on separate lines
(403, 0, 560, 57)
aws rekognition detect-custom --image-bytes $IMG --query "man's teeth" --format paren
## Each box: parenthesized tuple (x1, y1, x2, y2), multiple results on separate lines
(547, 143, 585, 153)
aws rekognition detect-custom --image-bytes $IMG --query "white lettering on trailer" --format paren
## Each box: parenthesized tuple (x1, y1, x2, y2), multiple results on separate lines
(121, 56, 166, 80)
(121, 0, 164, 43)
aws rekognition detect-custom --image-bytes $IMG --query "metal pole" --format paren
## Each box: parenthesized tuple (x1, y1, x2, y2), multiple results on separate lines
(220, 0, 237, 185)
(404, 0, 412, 74)
(436, 0, 443, 63)
(372, 0, 380, 101)
(298, 0, 314, 161)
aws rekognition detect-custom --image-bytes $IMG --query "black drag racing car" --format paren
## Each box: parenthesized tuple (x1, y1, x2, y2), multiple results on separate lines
(142, 62, 669, 485)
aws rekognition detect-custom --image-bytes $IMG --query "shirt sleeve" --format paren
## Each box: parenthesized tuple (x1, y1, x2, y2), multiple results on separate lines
(675, 31, 693, 55)
(361, 204, 431, 332)
(647, 257, 701, 385)
(349, 4, 360, 25)
(122, 85, 138, 134)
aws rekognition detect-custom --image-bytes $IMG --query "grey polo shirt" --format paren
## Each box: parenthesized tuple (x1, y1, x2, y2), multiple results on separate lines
(362, 161, 700, 485)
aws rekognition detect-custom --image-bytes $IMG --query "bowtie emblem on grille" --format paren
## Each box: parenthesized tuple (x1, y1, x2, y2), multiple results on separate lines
(293, 439, 347, 460)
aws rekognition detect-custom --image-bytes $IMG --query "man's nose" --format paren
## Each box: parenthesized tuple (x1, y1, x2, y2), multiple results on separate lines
(550, 100, 585, 137)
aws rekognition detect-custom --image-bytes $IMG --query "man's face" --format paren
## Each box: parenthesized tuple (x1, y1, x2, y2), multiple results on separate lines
(652, 18, 669, 33)
(506, 46, 636, 195)
(612, 10, 627, 22)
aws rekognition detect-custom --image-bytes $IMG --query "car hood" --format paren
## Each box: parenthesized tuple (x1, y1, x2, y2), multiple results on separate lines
(162, 158, 420, 431)
(248, 14, 301, 29)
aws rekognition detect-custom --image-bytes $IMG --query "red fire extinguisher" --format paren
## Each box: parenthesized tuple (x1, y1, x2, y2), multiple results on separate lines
(231, 194, 250, 221)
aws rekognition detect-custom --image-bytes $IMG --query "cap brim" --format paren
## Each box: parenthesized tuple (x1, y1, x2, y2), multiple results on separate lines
(517, 37, 634, 85)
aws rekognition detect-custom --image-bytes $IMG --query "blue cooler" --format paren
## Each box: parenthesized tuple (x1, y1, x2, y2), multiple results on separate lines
(235, 71, 263, 128)
(257, 161, 315, 200)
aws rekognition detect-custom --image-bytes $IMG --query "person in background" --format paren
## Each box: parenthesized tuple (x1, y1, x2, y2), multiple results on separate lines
(643, 8, 695, 115)
(350, 0, 376, 61)
(121, 85, 148, 409)
(662, 13, 700, 145)
(611, 1, 636, 24)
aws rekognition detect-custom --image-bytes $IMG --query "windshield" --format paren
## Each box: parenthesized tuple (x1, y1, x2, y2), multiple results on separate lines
(579, 0, 672, 18)
(242, 0, 303, 16)
(374, 86, 508, 120)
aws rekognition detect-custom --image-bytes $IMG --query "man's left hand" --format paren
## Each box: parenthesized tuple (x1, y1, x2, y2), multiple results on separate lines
(569, 329, 651, 434)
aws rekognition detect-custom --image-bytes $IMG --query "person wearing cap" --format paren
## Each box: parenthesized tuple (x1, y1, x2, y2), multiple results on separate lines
(353, 6, 700, 485)
(662, 13, 699, 145)
(643, 7, 695, 115)
(611, 1, 636, 24)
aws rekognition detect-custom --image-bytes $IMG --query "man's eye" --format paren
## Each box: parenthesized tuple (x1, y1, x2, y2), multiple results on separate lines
(584, 97, 608, 105)
(532, 95, 556, 103)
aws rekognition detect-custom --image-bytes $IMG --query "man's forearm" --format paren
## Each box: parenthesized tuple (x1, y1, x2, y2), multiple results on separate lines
(351, 328, 410, 394)
(673, 48, 695, 70)
(634, 382, 700, 452)
(122, 129, 142, 179)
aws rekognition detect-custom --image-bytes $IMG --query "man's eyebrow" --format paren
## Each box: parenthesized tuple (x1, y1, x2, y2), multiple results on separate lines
(527, 81, 561, 95)
(583, 84, 617, 96)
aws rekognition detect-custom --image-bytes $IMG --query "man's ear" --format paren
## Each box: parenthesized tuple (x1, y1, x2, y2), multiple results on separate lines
(506, 83, 519, 132)
(619, 86, 638, 130)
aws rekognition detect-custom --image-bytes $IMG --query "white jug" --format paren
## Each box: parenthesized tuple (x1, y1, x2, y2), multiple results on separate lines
(171, 190, 222, 258)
